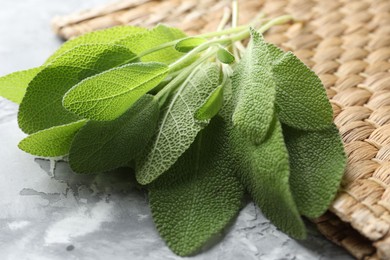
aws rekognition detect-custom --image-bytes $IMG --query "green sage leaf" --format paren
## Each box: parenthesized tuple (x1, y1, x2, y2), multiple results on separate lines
(283, 124, 346, 218)
(216, 48, 235, 64)
(232, 29, 276, 144)
(18, 120, 87, 157)
(136, 63, 220, 185)
(69, 95, 159, 173)
(63, 62, 168, 121)
(272, 52, 333, 130)
(174, 37, 207, 53)
(149, 116, 244, 256)
(18, 44, 136, 134)
(0, 67, 41, 104)
(195, 84, 224, 121)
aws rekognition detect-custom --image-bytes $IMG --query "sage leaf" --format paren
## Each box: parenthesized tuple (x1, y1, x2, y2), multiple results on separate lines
(18, 120, 87, 157)
(117, 24, 186, 64)
(136, 63, 220, 185)
(149, 116, 244, 256)
(230, 117, 306, 238)
(63, 62, 168, 121)
(283, 124, 346, 218)
(195, 84, 224, 121)
(232, 29, 276, 144)
(18, 44, 136, 134)
(216, 48, 235, 64)
(174, 37, 207, 53)
(69, 95, 159, 173)
(272, 52, 333, 130)
(46, 26, 146, 64)
(0, 67, 41, 104)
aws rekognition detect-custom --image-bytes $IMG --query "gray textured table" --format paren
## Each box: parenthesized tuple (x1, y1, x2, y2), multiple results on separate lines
(0, 1, 353, 259)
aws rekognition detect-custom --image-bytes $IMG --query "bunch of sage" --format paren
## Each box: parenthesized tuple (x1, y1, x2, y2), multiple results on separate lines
(0, 15, 346, 256)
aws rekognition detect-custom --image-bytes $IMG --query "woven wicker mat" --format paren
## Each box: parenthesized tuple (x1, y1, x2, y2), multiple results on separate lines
(52, 0, 390, 259)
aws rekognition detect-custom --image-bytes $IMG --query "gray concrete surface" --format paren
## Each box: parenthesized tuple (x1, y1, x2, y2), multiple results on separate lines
(0, 1, 353, 259)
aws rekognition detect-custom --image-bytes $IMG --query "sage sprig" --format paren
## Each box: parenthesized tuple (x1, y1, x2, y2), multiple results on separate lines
(0, 13, 346, 257)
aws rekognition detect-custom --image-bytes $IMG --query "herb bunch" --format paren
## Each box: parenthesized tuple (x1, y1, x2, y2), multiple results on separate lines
(0, 14, 346, 256)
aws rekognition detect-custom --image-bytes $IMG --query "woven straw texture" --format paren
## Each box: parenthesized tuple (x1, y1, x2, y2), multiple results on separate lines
(52, 0, 390, 259)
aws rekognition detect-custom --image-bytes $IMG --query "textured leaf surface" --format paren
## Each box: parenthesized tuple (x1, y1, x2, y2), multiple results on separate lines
(46, 26, 146, 64)
(149, 117, 244, 256)
(229, 118, 306, 239)
(136, 63, 220, 185)
(0, 67, 41, 104)
(283, 124, 346, 218)
(63, 62, 168, 121)
(232, 29, 276, 144)
(272, 52, 333, 130)
(69, 95, 159, 173)
(117, 24, 186, 64)
(195, 84, 223, 120)
(266, 42, 285, 63)
(175, 37, 206, 53)
(18, 44, 136, 134)
(216, 48, 235, 64)
(18, 120, 87, 157)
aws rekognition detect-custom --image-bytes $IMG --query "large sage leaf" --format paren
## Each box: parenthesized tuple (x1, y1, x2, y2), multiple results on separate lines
(149, 116, 244, 256)
(63, 62, 168, 121)
(136, 63, 220, 185)
(18, 44, 136, 134)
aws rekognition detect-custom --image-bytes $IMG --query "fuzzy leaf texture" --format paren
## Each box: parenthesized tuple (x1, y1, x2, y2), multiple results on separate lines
(272, 52, 333, 130)
(283, 124, 346, 218)
(18, 120, 87, 157)
(63, 62, 168, 121)
(46, 26, 146, 64)
(18, 44, 136, 134)
(149, 116, 244, 256)
(117, 24, 186, 64)
(232, 29, 276, 144)
(0, 67, 41, 104)
(69, 95, 159, 173)
(136, 63, 220, 185)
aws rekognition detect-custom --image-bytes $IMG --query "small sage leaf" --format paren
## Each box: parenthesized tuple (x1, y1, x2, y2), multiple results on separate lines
(216, 48, 235, 64)
(195, 84, 224, 121)
(174, 37, 207, 53)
